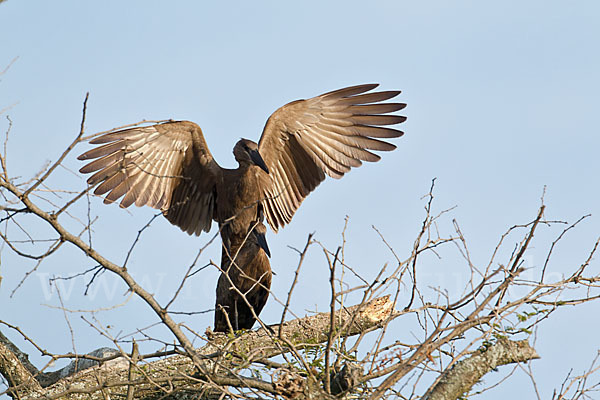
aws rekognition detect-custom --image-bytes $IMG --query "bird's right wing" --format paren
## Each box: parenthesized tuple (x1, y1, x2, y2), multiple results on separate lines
(78, 121, 221, 236)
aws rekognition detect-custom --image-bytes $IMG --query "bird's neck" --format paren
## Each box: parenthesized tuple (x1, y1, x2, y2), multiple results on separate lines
(236, 162, 259, 177)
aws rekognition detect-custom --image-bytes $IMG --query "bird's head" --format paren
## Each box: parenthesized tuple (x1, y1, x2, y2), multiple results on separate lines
(233, 139, 269, 174)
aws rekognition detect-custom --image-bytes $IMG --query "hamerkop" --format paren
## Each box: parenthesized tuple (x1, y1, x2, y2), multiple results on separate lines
(78, 83, 406, 329)
(215, 221, 271, 332)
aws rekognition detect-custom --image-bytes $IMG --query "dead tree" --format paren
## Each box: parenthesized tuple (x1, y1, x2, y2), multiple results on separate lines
(1, 95, 599, 399)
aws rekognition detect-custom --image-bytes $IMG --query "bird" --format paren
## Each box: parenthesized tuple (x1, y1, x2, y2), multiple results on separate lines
(214, 221, 271, 332)
(77, 83, 406, 330)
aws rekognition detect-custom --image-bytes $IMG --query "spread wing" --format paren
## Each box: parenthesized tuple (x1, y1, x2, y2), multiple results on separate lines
(257, 84, 406, 232)
(78, 121, 221, 235)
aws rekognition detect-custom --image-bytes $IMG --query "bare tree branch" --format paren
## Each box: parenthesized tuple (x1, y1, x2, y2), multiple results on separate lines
(422, 339, 540, 400)
(1, 296, 394, 399)
(0, 332, 42, 398)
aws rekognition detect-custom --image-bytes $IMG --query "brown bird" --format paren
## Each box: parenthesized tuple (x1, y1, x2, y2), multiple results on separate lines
(77, 83, 406, 330)
(214, 221, 271, 332)
(77, 84, 405, 237)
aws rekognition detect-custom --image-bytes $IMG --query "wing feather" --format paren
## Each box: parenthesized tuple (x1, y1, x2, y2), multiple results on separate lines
(348, 103, 406, 114)
(78, 121, 221, 236)
(258, 84, 405, 231)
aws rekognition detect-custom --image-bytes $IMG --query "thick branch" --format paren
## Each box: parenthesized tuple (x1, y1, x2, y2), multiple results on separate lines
(422, 339, 540, 400)
(0, 332, 42, 398)
(16, 296, 394, 400)
(0, 331, 39, 378)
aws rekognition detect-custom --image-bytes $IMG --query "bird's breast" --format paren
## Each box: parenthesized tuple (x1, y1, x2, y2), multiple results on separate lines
(216, 168, 263, 235)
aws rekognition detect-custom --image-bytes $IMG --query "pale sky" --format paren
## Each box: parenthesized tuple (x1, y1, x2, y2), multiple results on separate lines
(1, 1, 599, 398)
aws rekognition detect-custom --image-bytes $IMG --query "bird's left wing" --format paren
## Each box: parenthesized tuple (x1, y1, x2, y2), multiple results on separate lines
(257, 84, 406, 232)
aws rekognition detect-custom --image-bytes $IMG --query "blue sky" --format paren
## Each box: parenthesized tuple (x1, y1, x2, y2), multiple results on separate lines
(1, 1, 599, 398)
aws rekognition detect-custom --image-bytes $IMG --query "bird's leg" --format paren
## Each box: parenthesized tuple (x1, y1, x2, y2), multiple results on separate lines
(218, 304, 235, 335)
(233, 300, 239, 331)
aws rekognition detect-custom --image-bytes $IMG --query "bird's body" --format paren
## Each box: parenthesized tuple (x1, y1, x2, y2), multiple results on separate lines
(214, 222, 271, 332)
(213, 163, 265, 241)
(78, 84, 406, 331)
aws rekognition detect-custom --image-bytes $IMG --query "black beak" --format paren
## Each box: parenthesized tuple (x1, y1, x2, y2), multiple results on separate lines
(250, 149, 269, 174)
(253, 229, 271, 258)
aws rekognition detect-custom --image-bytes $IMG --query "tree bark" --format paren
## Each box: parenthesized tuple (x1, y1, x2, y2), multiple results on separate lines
(1, 296, 394, 400)
(0, 331, 42, 398)
(422, 339, 540, 400)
